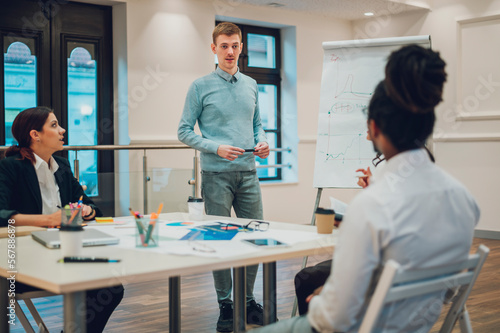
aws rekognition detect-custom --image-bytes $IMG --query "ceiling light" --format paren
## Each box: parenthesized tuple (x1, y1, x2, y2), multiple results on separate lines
(364, 12, 374, 16)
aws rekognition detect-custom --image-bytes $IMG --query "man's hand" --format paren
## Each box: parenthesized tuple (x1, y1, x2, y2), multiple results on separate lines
(254, 142, 269, 159)
(217, 145, 244, 161)
(306, 285, 324, 304)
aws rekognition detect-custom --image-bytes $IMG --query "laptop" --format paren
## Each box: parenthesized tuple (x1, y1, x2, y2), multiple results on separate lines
(32, 229, 120, 249)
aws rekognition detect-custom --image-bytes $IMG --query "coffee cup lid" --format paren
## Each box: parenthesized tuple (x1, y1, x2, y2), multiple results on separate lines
(315, 207, 335, 214)
(188, 197, 204, 202)
(60, 225, 84, 231)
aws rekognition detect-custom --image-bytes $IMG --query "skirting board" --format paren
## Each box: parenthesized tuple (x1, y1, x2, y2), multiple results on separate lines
(474, 229, 500, 240)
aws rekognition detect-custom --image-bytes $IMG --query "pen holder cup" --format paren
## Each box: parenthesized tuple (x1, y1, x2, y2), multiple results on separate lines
(135, 217, 159, 248)
(61, 207, 83, 227)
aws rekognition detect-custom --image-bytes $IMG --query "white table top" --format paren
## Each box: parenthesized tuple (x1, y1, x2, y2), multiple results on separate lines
(0, 213, 336, 294)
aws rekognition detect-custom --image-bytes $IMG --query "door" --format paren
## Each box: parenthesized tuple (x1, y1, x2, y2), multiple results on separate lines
(0, 0, 114, 215)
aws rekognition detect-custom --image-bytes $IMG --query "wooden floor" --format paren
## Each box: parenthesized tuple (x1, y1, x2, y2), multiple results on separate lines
(11, 238, 499, 332)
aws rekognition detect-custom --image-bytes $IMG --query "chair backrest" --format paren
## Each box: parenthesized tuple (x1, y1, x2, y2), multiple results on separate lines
(359, 244, 490, 333)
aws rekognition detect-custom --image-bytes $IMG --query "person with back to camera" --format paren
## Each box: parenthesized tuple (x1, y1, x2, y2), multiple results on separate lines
(0, 107, 123, 332)
(294, 139, 436, 315)
(251, 44, 479, 332)
(177, 22, 269, 331)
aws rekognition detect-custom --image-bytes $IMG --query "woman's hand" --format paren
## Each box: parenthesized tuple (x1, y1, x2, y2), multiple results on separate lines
(356, 167, 372, 188)
(81, 204, 95, 220)
(43, 210, 62, 227)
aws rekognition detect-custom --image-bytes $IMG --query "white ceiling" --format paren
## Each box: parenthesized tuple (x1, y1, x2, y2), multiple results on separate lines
(231, 0, 431, 20)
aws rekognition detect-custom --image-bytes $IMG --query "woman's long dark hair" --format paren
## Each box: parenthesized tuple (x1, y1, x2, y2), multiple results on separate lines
(368, 45, 447, 152)
(5, 106, 53, 163)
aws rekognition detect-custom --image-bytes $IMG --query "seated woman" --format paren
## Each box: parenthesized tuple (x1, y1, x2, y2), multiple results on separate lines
(0, 107, 123, 332)
(293, 46, 437, 317)
(294, 133, 381, 316)
(253, 45, 478, 333)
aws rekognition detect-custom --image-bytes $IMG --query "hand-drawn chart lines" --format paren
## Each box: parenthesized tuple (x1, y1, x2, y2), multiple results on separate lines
(322, 55, 374, 164)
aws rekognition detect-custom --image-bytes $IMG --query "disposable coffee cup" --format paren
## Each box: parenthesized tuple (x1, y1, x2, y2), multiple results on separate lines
(59, 225, 84, 257)
(315, 207, 335, 234)
(188, 197, 204, 216)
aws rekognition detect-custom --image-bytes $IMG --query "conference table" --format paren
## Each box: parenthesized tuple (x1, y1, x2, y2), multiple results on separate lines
(0, 212, 336, 332)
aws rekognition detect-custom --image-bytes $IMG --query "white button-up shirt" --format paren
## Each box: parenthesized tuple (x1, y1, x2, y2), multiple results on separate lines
(33, 153, 61, 215)
(308, 148, 480, 333)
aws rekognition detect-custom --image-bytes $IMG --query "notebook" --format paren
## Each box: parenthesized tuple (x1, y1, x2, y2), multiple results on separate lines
(31, 228, 120, 249)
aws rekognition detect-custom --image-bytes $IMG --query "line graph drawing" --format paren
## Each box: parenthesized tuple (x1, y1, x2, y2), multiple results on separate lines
(314, 48, 387, 188)
(322, 57, 374, 165)
(334, 73, 373, 100)
(314, 36, 431, 188)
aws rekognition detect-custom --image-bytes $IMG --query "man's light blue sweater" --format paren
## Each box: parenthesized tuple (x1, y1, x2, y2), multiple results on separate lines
(178, 67, 267, 172)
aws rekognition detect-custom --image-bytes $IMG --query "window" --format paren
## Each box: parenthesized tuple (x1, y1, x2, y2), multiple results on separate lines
(67, 45, 99, 196)
(1, 0, 114, 215)
(216, 22, 282, 181)
(3, 40, 37, 146)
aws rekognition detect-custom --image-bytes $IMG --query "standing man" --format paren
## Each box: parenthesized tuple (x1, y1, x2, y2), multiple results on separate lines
(178, 22, 269, 332)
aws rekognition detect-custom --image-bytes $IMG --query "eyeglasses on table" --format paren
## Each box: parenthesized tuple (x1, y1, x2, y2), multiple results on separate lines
(219, 220, 270, 232)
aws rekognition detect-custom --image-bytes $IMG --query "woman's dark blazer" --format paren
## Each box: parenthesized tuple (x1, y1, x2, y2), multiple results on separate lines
(0, 153, 102, 226)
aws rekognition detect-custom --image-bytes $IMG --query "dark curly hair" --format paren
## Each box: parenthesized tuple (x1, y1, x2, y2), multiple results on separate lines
(368, 45, 447, 151)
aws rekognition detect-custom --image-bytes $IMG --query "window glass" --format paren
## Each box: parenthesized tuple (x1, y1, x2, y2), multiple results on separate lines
(4, 39, 37, 145)
(256, 133, 277, 178)
(258, 84, 277, 130)
(248, 33, 276, 69)
(67, 44, 98, 196)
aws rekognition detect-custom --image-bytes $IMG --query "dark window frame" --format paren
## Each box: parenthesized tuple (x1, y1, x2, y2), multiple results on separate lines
(216, 21, 282, 181)
(1, 0, 115, 215)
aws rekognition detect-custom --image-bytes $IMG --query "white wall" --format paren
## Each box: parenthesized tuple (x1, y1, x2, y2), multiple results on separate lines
(121, 0, 355, 223)
(113, 0, 500, 231)
(352, 0, 500, 233)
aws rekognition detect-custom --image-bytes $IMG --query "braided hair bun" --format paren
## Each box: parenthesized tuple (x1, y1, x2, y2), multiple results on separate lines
(385, 45, 447, 114)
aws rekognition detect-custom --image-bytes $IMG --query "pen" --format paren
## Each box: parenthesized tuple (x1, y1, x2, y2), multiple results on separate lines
(68, 207, 80, 224)
(59, 257, 121, 263)
(144, 212, 158, 245)
(77, 195, 83, 207)
(130, 207, 146, 246)
(156, 203, 164, 215)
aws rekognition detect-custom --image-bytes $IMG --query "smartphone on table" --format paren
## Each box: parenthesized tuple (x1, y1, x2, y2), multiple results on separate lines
(242, 238, 288, 247)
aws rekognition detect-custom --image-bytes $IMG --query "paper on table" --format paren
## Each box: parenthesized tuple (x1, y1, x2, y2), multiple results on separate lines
(238, 229, 329, 245)
(151, 240, 261, 258)
(330, 197, 348, 215)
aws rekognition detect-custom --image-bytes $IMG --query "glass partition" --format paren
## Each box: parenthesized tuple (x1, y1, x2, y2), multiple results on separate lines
(89, 167, 193, 218)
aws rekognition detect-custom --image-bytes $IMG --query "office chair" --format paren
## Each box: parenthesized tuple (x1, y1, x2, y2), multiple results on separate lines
(15, 290, 56, 333)
(359, 244, 489, 333)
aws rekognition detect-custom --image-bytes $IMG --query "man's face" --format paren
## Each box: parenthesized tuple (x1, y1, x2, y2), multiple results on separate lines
(211, 34, 242, 75)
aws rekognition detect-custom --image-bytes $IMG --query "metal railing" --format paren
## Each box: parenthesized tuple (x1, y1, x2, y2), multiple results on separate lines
(0, 144, 293, 213)
(66, 144, 195, 213)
